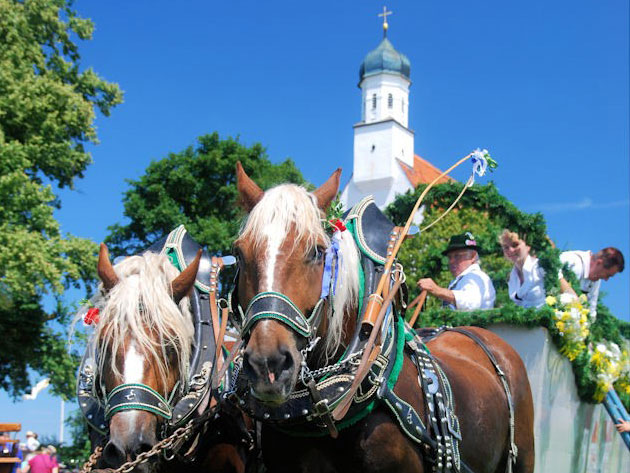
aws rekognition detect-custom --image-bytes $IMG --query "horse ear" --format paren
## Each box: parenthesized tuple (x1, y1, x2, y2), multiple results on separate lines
(171, 249, 202, 304)
(236, 161, 263, 212)
(312, 168, 342, 211)
(98, 243, 119, 291)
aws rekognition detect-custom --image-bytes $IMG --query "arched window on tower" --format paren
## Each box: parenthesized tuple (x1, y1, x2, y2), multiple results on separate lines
(371, 94, 377, 110)
(388, 94, 393, 109)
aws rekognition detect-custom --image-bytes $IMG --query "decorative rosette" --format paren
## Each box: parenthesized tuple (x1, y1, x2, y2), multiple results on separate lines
(470, 148, 498, 178)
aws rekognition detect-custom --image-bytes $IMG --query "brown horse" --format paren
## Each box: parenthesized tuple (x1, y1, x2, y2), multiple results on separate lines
(84, 244, 249, 473)
(231, 163, 534, 473)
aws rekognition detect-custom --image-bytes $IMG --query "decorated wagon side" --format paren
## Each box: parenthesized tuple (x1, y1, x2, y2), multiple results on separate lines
(491, 325, 629, 472)
(387, 180, 630, 473)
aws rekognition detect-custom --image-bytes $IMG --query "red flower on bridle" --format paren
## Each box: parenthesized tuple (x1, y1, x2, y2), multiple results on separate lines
(329, 219, 346, 233)
(84, 307, 100, 325)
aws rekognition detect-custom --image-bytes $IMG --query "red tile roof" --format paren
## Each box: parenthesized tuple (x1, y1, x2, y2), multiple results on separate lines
(398, 155, 454, 187)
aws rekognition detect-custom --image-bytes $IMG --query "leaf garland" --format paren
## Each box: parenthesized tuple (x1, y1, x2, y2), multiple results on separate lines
(386, 182, 630, 409)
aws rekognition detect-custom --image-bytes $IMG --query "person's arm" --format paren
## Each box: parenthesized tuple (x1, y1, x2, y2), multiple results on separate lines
(558, 277, 577, 297)
(417, 278, 456, 306)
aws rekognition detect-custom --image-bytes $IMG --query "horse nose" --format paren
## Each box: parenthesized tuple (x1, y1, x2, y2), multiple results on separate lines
(243, 346, 295, 384)
(102, 439, 126, 468)
(102, 433, 156, 467)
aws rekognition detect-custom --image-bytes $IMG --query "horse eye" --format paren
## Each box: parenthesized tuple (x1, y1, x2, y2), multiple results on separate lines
(309, 246, 326, 263)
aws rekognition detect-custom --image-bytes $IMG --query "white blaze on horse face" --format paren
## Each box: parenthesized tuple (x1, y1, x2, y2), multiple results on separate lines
(120, 342, 145, 428)
(124, 342, 145, 383)
(263, 225, 283, 291)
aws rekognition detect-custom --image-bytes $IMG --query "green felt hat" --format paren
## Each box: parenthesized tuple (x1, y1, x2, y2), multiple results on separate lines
(442, 232, 481, 255)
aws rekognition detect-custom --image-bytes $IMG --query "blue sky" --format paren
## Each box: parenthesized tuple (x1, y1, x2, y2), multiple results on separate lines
(1, 0, 628, 440)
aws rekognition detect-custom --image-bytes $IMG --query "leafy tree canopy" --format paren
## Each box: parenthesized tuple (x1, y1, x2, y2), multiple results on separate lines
(106, 132, 306, 255)
(0, 0, 122, 398)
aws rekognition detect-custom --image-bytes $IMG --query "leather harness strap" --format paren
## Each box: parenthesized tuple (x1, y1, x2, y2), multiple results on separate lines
(442, 327, 518, 473)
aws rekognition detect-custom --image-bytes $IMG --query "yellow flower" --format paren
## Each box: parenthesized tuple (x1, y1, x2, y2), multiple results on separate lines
(546, 296, 557, 306)
(579, 294, 588, 304)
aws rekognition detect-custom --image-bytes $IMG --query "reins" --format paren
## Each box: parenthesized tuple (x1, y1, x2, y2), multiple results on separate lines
(331, 150, 493, 419)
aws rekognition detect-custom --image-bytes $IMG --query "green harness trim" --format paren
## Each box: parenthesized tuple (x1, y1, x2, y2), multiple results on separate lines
(278, 314, 406, 437)
(105, 383, 173, 420)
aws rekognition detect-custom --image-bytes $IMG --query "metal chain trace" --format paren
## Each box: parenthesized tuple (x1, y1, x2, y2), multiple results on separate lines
(80, 420, 195, 473)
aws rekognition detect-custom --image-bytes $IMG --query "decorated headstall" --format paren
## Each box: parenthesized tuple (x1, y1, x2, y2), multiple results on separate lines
(227, 197, 410, 435)
(228, 214, 345, 342)
(77, 225, 232, 438)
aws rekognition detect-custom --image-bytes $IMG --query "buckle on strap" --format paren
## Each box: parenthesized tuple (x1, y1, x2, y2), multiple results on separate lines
(306, 379, 338, 439)
(242, 292, 312, 338)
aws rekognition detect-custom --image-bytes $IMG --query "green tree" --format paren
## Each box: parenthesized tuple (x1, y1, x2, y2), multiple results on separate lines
(106, 132, 305, 255)
(385, 182, 555, 310)
(0, 0, 123, 398)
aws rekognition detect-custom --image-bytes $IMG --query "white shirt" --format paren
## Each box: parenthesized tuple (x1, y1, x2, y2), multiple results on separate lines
(559, 250, 600, 318)
(508, 255, 546, 308)
(447, 263, 496, 311)
(26, 437, 39, 452)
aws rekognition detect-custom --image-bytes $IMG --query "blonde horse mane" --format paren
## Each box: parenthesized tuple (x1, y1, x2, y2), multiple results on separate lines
(237, 184, 360, 355)
(88, 252, 195, 392)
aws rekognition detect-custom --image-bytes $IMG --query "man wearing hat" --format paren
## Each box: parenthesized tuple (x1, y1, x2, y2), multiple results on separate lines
(417, 232, 496, 310)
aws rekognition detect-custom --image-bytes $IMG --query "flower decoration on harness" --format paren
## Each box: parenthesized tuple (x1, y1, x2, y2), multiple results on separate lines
(78, 297, 103, 327)
(84, 308, 100, 325)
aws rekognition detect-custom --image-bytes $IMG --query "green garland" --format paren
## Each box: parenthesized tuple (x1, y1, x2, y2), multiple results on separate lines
(386, 182, 630, 410)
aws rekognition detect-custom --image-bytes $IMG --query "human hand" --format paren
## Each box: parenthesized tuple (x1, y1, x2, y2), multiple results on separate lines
(417, 278, 439, 294)
(615, 418, 630, 433)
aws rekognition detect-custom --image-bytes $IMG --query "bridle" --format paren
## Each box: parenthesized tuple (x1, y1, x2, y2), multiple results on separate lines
(238, 290, 327, 340)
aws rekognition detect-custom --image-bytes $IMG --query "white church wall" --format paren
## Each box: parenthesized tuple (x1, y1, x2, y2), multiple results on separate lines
(353, 121, 396, 184)
(353, 119, 414, 186)
(361, 74, 410, 127)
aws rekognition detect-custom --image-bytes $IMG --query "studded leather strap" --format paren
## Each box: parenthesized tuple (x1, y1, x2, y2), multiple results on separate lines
(242, 292, 312, 338)
(105, 383, 173, 420)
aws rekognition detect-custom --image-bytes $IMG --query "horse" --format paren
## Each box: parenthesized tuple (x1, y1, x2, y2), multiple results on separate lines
(79, 243, 250, 473)
(228, 162, 535, 473)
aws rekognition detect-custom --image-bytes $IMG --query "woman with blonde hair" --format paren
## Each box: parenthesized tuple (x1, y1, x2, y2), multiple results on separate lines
(500, 229, 546, 308)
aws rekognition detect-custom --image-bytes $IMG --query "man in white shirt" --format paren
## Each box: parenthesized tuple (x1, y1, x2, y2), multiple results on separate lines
(417, 232, 496, 310)
(559, 247, 624, 318)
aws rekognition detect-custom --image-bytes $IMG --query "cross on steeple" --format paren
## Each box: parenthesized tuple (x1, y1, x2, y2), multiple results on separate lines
(378, 6, 393, 37)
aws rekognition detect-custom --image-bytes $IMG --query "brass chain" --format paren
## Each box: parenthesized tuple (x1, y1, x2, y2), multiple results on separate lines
(79, 446, 103, 473)
(79, 420, 195, 473)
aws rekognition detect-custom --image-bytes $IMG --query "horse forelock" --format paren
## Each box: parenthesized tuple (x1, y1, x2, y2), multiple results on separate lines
(90, 252, 195, 394)
(237, 183, 360, 356)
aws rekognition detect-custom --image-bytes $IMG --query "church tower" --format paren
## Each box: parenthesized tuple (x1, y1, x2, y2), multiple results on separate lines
(340, 12, 415, 209)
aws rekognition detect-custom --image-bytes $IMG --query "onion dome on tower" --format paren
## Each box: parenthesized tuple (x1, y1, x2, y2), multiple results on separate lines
(359, 37, 411, 84)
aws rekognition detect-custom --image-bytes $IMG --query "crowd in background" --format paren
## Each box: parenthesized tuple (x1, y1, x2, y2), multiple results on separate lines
(0, 431, 59, 473)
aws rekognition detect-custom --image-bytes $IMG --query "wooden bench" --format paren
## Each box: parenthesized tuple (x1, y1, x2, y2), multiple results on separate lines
(0, 423, 22, 473)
